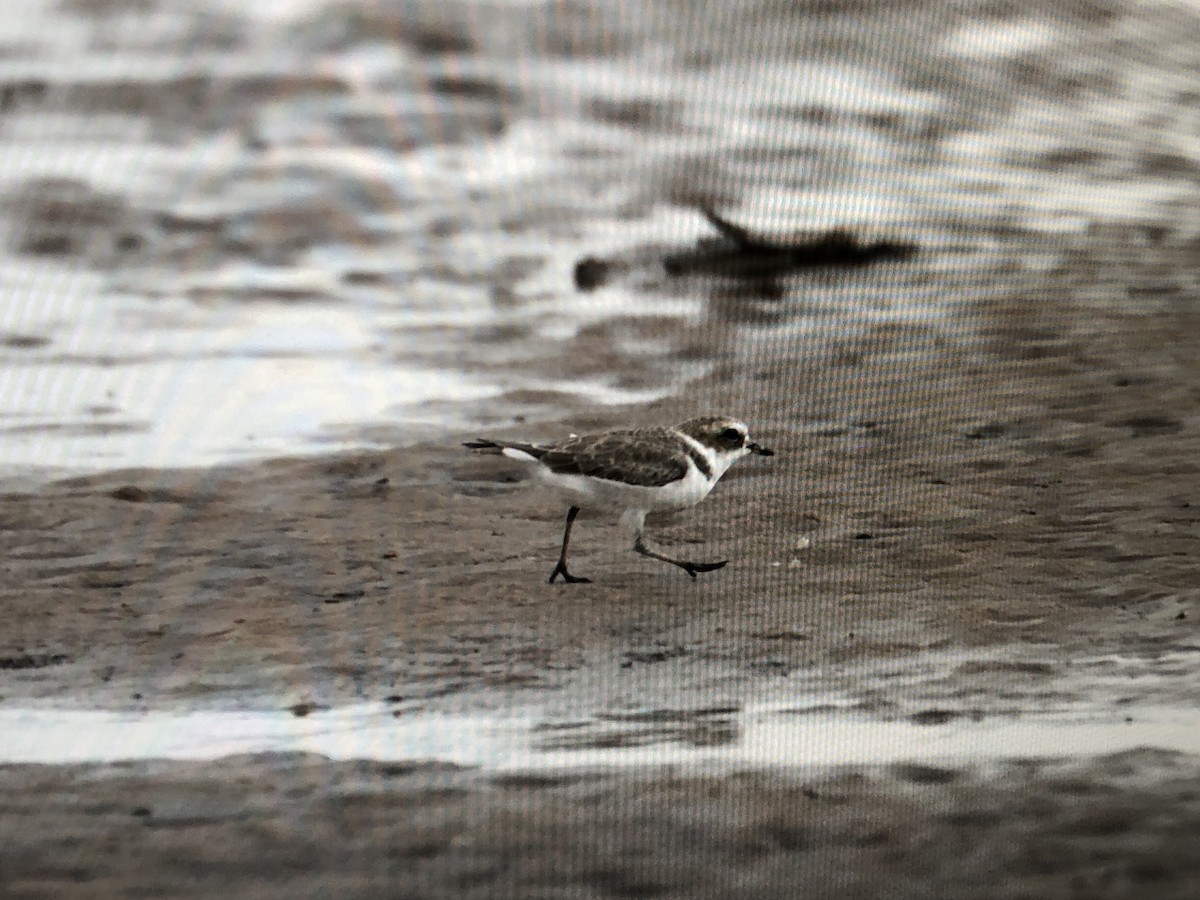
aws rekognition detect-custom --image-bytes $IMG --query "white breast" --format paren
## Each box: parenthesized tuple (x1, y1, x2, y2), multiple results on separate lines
(643, 457, 715, 511)
(538, 462, 712, 513)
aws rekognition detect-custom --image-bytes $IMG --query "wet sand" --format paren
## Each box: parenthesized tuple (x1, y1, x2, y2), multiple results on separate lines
(4, 750, 1199, 900)
(3, 235, 1199, 896)
(4, 242, 1197, 713)
(4, 1, 1200, 894)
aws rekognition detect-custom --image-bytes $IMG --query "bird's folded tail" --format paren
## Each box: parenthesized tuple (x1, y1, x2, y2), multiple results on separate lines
(463, 438, 548, 463)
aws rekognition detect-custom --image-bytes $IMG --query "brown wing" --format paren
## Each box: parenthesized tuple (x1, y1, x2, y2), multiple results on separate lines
(540, 428, 688, 488)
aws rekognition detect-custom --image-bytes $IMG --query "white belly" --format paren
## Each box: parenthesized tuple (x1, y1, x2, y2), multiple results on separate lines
(538, 460, 714, 514)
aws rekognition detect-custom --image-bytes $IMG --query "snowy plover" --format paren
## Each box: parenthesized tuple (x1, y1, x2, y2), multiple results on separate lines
(464, 415, 774, 583)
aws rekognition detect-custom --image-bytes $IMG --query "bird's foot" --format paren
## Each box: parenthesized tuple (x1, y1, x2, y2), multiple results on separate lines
(548, 562, 591, 584)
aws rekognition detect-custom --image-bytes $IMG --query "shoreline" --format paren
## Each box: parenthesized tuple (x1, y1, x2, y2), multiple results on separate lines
(2, 251, 1196, 717)
(2, 243, 1199, 897)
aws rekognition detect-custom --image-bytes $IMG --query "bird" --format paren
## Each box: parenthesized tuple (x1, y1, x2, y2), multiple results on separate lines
(464, 415, 774, 583)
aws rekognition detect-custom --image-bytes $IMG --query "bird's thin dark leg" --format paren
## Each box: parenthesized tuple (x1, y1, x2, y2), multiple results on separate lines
(632, 532, 727, 578)
(548, 506, 590, 584)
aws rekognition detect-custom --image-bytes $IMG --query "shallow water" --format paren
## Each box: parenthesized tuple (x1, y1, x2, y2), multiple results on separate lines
(2, 0, 1196, 473)
(4, 644, 1196, 769)
(2, 700, 1196, 770)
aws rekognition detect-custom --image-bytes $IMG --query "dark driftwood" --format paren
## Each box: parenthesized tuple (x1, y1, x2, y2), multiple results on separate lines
(662, 206, 917, 278)
(573, 206, 917, 290)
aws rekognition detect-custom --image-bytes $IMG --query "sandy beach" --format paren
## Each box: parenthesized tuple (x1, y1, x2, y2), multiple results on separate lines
(4, 242, 1199, 896)
(5, 262, 1197, 716)
(3, 0, 1200, 896)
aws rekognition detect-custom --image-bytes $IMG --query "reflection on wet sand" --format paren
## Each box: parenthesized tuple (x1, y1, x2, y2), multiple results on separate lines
(4, 696, 1199, 769)
(1, 1, 1200, 895)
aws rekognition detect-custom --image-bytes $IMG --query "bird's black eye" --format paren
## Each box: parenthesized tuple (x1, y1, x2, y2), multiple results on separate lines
(720, 427, 743, 445)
